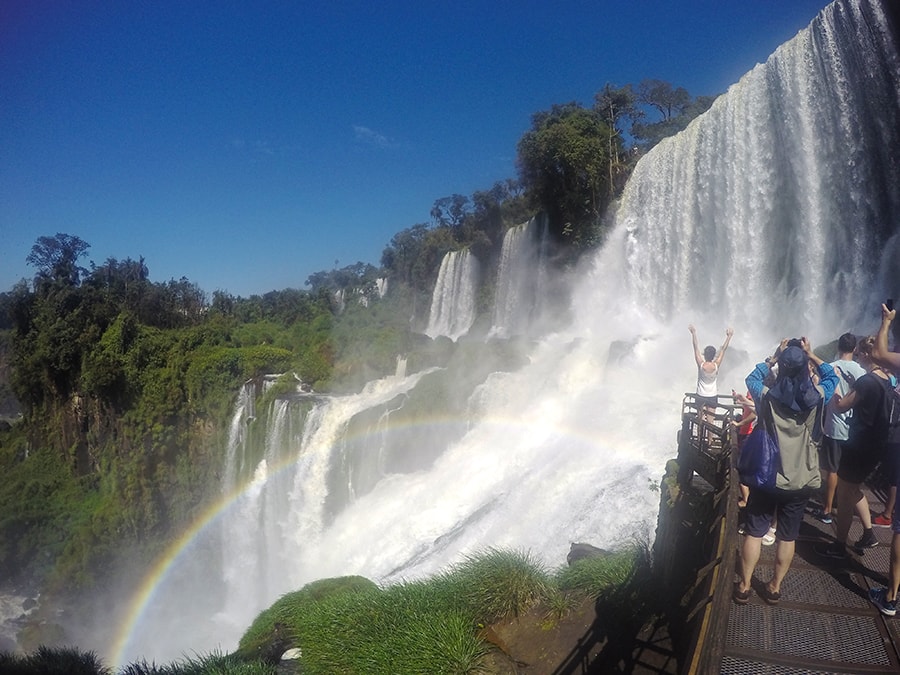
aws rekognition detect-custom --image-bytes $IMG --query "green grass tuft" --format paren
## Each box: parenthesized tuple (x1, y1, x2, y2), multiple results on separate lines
(449, 547, 552, 622)
(556, 547, 642, 599)
(0, 645, 111, 675)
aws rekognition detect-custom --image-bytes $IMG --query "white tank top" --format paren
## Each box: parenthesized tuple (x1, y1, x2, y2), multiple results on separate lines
(697, 363, 718, 397)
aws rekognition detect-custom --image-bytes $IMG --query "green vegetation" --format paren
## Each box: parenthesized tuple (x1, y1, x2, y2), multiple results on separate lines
(0, 645, 111, 675)
(233, 546, 649, 675)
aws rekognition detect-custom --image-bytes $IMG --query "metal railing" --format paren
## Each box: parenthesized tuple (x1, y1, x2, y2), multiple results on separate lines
(672, 394, 740, 674)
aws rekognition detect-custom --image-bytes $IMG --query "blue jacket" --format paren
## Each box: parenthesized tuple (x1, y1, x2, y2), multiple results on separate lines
(745, 361, 838, 406)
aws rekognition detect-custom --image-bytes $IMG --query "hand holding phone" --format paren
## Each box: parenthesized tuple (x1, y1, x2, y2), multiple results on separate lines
(887, 298, 895, 312)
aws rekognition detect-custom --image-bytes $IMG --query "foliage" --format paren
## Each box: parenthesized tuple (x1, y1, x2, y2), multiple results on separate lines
(232, 547, 651, 675)
(631, 80, 716, 151)
(0, 645, 110, 675)
(27, 233, 91, 291)
(119, 652, 277, 675)
(556, 547, 643, 599)
(447, 547, 552, 622)
(516, 102, 614, 253)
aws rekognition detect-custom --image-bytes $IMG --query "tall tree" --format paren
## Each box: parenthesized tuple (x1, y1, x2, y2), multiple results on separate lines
(430, 194, 470, 228)
(637, 79, 691, 121)
(26, 233, 90, 291)
(516, 102, 612, 250)
(631, 79, 716, 151)
(594, 83, 642, 196)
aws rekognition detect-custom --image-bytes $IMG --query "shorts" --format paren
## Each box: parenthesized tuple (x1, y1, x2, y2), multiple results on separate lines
(819, 436, 845, 473)
(695, 394, 718, 410)
(744, 488, 809, 542)
(838, 440, 885, 485)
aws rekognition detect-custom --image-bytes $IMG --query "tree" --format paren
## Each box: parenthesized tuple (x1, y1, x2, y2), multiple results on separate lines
(430, 194, 470, 228)
(631, 80, 716, 151)
(637, 79, 691, 121)
(381, 223, 430, 286)
(26, 233, 90, 291)
(594, 83, 642, 195)
(516, 102, 612, 250)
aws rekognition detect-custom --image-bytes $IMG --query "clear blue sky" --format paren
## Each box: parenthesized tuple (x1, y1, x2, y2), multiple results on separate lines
(1, 1, 831, 298)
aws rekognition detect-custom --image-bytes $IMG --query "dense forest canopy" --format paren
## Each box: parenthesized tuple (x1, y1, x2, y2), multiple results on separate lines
(0, 78, 712, 650)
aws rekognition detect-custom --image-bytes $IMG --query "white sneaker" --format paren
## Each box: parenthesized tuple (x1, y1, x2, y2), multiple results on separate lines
(762, 527, 776, 546)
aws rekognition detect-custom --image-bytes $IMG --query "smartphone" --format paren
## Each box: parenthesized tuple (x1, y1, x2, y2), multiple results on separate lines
(888, 298, 896, 312)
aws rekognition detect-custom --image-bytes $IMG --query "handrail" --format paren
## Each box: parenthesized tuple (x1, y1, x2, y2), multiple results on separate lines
(669, 393, 740, 674)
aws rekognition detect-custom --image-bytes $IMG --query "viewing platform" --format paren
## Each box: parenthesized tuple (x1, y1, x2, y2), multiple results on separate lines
(664, 394, 900, 674)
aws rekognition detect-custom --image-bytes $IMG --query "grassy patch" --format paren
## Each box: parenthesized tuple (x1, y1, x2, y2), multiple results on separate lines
(231, 546, 647, 674)
(9, 546, 651, 675)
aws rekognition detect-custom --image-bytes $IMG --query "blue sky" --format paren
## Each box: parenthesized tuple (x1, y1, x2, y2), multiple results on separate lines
(1, 1, 831, 298)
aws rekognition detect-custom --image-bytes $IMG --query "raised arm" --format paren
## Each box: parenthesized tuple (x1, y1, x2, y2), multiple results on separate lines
(801, 336, 838, 403)
(715, 327, 734, 366)
(873, 303, 900, 371)
(688, 324, 703, 367)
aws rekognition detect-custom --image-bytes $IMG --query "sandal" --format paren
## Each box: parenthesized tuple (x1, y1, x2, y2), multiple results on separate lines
(732, 583, 751, 605)
(760, 585, 781, 605)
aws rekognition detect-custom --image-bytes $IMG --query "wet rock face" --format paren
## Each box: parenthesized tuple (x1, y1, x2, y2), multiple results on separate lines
(566, 542, 610, 566)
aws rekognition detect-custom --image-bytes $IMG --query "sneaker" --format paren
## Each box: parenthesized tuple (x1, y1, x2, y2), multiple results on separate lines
(856, 530, 879, 550)
(815, 542, 848, 559)
(873, 512, 892, 527)
(762, 527, 776, 546)
(870, 587, 898, 617)
(815, 510, 834, 525)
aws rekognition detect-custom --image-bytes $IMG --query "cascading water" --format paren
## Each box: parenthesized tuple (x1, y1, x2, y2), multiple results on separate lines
(116, 0, 900, 665)
(615, 0, 900, 340)
(425, 248, 480, 340)
(490, 215, 548, 338)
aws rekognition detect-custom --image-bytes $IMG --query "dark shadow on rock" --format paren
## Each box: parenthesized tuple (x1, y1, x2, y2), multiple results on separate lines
(550, 586, 678, 674)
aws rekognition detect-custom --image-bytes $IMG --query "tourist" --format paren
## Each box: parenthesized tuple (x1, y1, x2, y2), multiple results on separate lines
(868, 303, 900, 615)
(817, 333, 866, 525)
(689, 325, 734, 414)
(816, 335, 893, 560)
(734, 338, 838, 605)
(732, 389, 756, 510)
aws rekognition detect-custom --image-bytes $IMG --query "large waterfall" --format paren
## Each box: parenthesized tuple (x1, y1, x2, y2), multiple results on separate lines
(115, 0, 900, 666)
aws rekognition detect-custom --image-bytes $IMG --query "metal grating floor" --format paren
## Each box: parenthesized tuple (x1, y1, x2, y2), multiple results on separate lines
(722, 491, 900, 674)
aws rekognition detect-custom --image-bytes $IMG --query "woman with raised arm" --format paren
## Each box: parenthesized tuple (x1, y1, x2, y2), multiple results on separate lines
(873, 302, 899, 371)
(689, 325, 734, 414)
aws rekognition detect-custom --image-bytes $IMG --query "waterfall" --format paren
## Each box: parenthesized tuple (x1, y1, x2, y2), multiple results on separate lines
(490, 215, 549, 338)
(425, 248, 480, 340)
(614, 0, 900, 340)
(117, 0, 900, 666)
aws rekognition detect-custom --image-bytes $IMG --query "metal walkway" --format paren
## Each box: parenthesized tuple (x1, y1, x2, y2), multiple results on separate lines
(670, 395, 900, 674)
(723, 496, 900, 674)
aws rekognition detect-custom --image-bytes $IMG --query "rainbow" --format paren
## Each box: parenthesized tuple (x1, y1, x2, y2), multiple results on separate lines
(109, 487, 237, 668)
(107, 410, 653, 669)
(108, 438, 314, 668)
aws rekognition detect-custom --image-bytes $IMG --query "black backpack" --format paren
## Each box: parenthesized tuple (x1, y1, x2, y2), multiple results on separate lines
(881, 376, 900, 446)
